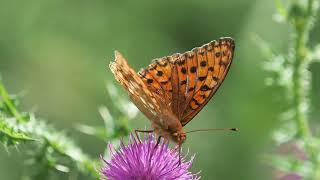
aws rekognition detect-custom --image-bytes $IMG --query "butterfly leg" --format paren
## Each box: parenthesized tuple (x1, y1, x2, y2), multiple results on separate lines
(152, 136, 162, 154)
(148, 136, 162, 164)
(155, 136, 161, 147)
(134, 129, 153, 143)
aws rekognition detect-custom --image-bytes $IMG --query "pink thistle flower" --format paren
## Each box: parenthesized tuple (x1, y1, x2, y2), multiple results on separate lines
(100, 134, 200, 180)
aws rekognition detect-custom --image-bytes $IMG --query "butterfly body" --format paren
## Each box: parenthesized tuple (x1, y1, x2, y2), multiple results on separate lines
(151, 108, 186, 144)
(109, 37, 235, 145)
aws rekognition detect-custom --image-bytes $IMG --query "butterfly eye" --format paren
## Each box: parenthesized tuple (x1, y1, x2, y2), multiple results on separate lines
(180, 134, 186, 141)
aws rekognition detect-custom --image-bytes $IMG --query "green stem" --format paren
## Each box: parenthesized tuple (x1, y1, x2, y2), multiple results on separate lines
(292, 27, 318, 179)
(290, 0, 319, 178)
(0, 82, 26, 123)
(292, 23, 310, 139)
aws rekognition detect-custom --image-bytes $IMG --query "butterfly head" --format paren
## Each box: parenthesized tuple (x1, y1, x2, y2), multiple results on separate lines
(172, 130, 186, 144)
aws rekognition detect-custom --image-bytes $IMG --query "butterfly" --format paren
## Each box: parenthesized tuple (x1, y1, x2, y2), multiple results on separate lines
(109, 37, 236, 146)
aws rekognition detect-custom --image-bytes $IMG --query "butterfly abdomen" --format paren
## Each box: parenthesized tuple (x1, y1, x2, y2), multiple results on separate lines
(151, 109, 186, 144)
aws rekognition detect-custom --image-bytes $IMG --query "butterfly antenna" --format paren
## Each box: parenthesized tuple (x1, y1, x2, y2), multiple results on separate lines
(186, 128, 239, 134)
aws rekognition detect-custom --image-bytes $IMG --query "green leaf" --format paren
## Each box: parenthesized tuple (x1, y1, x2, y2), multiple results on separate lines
(0, 118, 34, 146)
(0, 82, 27, 123)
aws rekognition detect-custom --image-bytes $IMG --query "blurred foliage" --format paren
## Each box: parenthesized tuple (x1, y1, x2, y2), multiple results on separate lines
(76, 83, 137, 142)
(0, 0, 320, 179)
(0, 79, 136, 179)
(0, 80, 99, 179)
(258, 0, 320, 179)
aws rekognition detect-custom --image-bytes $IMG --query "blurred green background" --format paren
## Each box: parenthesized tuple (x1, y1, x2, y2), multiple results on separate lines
(0, 0, 319, 179)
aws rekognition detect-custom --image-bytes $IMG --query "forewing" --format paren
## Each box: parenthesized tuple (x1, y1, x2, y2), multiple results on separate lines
(138, 55, 176, 103)
(138, 52, 189, 119)
(134, 37, 235, 126)
(181, 37, 235, 126)
(109, 51, 162, 122)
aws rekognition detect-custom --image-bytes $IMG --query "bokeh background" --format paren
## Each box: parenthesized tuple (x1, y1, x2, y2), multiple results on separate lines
(0, 0, 319, 179)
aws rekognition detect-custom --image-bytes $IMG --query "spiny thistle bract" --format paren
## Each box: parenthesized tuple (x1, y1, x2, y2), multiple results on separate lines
(100, 134, 200, 180)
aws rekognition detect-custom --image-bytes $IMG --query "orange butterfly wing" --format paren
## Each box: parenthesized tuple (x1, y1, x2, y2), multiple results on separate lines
(138, 55, 177, 103)
(110, 37, 235, 129)
(109, 51, 164, 123)
(137, 37, 235, 126)
(180, 38, 235, 126)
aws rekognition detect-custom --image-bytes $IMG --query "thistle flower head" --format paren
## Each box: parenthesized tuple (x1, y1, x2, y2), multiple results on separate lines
(101, 134, 200, 180)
